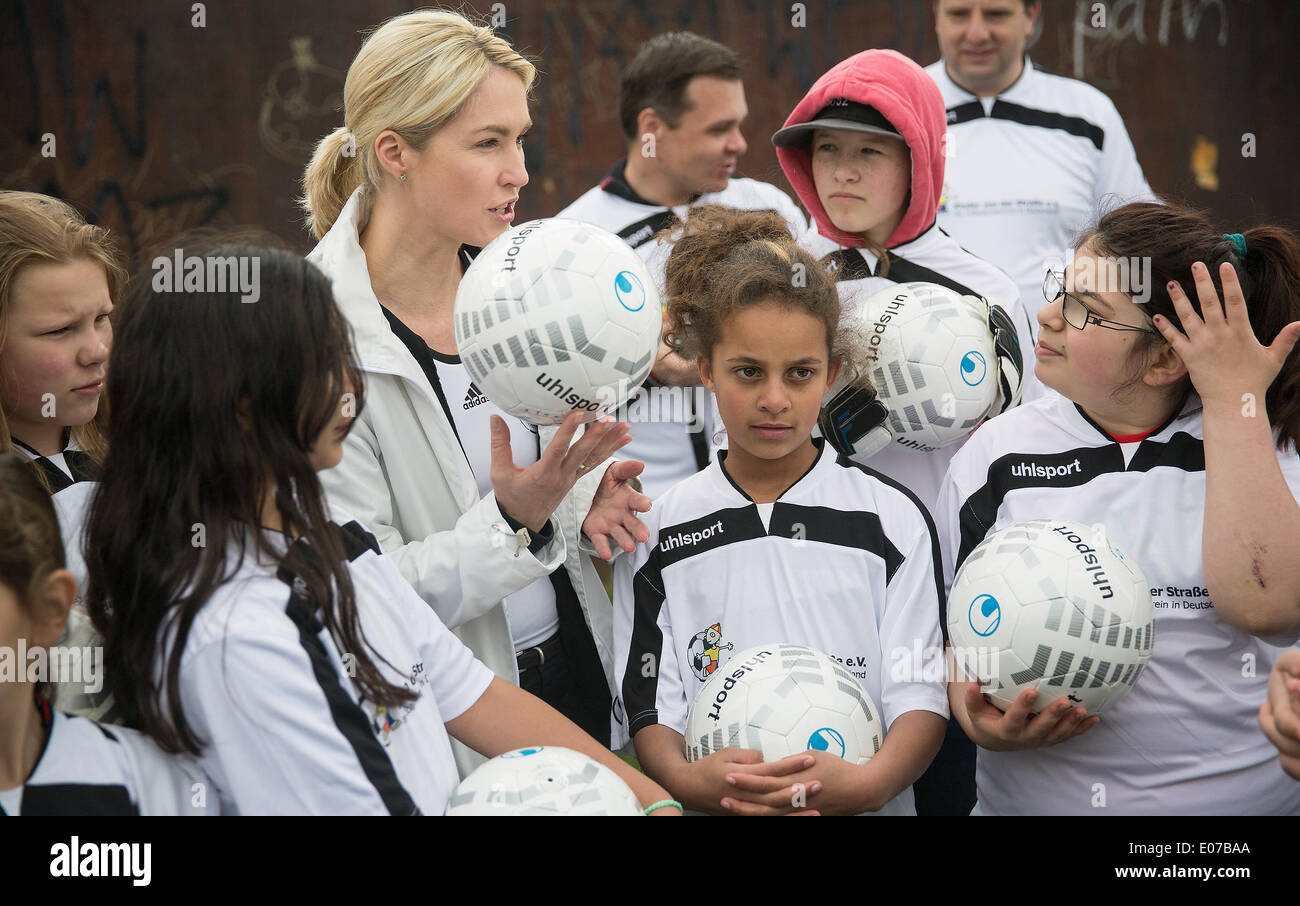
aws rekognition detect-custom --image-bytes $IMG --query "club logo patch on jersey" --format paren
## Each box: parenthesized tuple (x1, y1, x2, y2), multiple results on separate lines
(614, 270, 646, 312)
(372, 706, 404, 746)
(687, 623, 734, 682)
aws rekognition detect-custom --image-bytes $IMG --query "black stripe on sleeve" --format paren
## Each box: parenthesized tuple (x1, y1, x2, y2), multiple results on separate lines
(989, 100, 1105, 150)
(279, 578, 421, 816)
(623, 550, 668, 736)
(19, 784, 138, 816)
(337, 520, 382, 562)
(767, 503, 904, 582)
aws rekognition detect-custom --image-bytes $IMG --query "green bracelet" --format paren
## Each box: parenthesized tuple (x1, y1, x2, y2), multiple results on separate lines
(643, 799, 682, 815)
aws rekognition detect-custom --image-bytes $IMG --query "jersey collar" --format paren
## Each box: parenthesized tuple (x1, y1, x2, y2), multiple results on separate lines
(716, 438, 828, 503)
(1062, 392, 1202, 446)
(936, 54, 1036, 104)
(599, 158, 706, 209)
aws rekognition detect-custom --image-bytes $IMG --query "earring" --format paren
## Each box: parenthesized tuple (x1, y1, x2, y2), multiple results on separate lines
(399, 173, 407, 182)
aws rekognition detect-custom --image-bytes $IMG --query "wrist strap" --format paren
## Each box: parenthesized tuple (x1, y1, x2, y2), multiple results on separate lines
(643, 798, 681, 815)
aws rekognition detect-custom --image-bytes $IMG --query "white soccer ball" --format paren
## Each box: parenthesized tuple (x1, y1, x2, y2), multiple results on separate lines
(444, 746, 643, 816)
(947, 520, 1155, 716)
(453, 218, 663, 425)
(836, 281, 999, 452)
(684, 644, 883, 764)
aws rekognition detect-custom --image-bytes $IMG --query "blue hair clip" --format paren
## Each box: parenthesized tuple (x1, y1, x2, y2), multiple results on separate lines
(1223, 233, 1247, 259)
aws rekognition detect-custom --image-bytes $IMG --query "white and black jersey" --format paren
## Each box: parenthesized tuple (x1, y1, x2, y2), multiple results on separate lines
(557, 161, 809, 499)
(11, 436, 97, 595)
(166, 512, 494, 815)
(937, 393, 1300, 815)
(11, 438, 117, 723)
(0, 702, 214, 816)
(927, 57, 1154, 338)
(614, 441, 948, 815)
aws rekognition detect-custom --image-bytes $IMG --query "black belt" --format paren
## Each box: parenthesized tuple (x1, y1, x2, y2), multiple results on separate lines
(516, 632, 562, 672)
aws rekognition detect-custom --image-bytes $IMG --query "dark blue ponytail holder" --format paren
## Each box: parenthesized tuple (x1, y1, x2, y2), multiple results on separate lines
(1224, 233, 1247, 259)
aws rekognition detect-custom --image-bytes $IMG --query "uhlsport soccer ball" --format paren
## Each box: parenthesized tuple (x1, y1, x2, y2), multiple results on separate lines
(444, 746, 643, 815)
(947, 520, 1155, 716)
(684, 644, 884, 764)
(836, 281, 999, 452)
(453, 219, 663, 425)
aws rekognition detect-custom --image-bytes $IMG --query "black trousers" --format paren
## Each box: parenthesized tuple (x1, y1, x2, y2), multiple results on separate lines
(517, 634, 608, 745)
(912, 717, 977, 816)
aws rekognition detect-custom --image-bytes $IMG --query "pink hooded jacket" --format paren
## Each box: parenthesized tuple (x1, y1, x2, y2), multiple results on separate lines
(776, 49, 947, 250)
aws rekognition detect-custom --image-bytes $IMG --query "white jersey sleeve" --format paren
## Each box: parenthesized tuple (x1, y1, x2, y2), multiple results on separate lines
(180, 623, 405, 815)
(382, 550, 496, 724)
(1093, 96, 1155, 216)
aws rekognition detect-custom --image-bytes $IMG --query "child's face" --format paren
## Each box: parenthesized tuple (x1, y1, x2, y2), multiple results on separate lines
(700, 301, 840, 464)
(810, 127, 910, 246)
(1034, 243, 1161, 409)
(0, 259, 112, 445)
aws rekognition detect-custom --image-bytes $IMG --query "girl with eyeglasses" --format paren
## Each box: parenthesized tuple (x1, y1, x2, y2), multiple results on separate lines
(935, 200, 1300, 814)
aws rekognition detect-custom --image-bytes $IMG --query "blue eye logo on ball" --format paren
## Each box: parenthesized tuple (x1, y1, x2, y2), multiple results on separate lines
(502, 747, 544, 758)
(960, 350, 987, 386)
(968, 594, 1001, 636)
(614, 270, 646, 311)
(807, 727, 846, 758)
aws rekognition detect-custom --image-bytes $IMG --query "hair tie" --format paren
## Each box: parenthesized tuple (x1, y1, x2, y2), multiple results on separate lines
(1223, 233, 1247, 259)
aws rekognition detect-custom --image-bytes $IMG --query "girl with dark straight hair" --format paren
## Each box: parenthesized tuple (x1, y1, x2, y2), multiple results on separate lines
(85, 241, 677, 815)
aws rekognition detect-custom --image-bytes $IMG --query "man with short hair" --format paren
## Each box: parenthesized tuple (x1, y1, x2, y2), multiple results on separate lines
(558, 32, 807, 500)
(927, 0, 1153, 338)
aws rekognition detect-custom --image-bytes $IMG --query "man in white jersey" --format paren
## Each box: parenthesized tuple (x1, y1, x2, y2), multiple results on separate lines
(557, 32, 807, 499)
(926, 0, 1154, 339)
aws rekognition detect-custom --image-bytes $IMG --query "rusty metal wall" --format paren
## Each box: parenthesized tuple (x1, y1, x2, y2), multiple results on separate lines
(2, 0, 1294, 261)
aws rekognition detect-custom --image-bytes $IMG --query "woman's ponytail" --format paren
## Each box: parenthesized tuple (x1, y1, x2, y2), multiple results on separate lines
(300, 126, 363, 240)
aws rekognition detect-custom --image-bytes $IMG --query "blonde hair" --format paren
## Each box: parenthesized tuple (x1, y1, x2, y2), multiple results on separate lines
(0, 191, 120, 467)
(300, 8, 535, 239)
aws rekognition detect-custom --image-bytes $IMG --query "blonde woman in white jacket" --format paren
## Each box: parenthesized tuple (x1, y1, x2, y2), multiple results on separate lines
(301, 10, 650, 771)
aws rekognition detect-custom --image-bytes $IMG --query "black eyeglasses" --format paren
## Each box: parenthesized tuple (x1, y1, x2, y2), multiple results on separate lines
(1042, 270, 1161, 336)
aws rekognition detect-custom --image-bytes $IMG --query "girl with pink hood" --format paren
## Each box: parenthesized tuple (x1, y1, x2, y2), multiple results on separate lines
(770, 48, 1038, 816)
(771, 48, 1038, 518)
